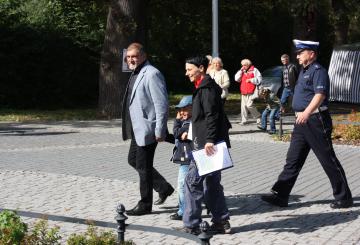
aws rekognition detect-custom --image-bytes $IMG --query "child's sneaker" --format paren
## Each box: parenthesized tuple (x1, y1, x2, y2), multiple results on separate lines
(208, 220, 231, 234)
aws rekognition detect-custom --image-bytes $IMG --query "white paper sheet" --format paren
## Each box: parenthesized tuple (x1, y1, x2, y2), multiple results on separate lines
(187, 122, 192, 140)
(192, 141, 233, 176)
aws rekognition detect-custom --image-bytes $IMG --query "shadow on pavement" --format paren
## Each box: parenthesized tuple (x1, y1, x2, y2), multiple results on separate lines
(0, 131, 77, 136)
(229, 130, 265, 135)
(0, 126, 78, 136)
(226, 194, 359, 234)
(226, 195, 360, 214)
(232, 210, 359, 234)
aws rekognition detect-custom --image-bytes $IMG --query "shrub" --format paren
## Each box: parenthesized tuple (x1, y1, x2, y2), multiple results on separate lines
(0, 210, 28, 244)
(0, 211, 134, 244)
(332, 110, 360, 143)
(24, 219, 62, 245)
(67, 225, 123, 245)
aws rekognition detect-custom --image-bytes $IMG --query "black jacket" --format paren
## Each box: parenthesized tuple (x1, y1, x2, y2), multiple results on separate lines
(192, 75, 231, 150)
(171, 118, 193, 164)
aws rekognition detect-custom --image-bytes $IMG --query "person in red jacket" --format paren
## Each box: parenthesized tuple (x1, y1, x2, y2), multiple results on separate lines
(234, 59, 262, 125)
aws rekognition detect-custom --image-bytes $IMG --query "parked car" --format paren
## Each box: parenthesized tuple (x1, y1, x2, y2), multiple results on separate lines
(260, 66, 283, 97)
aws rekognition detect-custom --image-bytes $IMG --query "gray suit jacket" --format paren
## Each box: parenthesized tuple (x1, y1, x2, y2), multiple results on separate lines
(129, 61, 169, 146)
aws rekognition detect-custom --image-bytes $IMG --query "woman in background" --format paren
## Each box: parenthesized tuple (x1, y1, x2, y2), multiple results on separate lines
(209, 57, 230, 104)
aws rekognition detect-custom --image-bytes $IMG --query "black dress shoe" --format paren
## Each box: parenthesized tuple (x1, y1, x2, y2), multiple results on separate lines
(169, 213, 182, 220)
(154, 187, 175, 205)
(261, 193, 288, 207)
(330, 199, 353, 209)
(126, 204, 151, 216)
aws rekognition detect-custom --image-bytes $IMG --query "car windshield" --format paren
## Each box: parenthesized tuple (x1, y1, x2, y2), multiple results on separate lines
(262, 66, 282, 77)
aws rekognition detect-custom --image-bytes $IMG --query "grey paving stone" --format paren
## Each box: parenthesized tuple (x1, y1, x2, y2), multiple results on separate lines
(0, 120, 360, 244)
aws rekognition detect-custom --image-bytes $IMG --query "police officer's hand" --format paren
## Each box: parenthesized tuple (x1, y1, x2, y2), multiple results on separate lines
(295, 111, 311, 124)
(204, 142, 216, 156)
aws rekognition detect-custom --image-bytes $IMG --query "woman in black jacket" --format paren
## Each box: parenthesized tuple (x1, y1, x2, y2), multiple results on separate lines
(178, 56, 231, 235)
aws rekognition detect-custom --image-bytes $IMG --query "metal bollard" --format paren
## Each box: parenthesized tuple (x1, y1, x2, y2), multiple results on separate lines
(279, 110, 283, 139)
(115, 203, 128, 244)
(198, 221, 212, 245)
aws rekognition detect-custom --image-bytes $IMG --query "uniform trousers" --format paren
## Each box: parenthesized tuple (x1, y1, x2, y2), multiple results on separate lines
(241, 94, 260, 123)
(183, 162, 230, 228)
(272, 110, 352, 201)
(128, 139, 173, 209)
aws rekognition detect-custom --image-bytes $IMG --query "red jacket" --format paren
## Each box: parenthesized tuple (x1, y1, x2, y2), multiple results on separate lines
(240, 66, 256, 95)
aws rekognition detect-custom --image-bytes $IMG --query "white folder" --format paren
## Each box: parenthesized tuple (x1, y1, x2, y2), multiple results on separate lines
(192, 141, 233, 176)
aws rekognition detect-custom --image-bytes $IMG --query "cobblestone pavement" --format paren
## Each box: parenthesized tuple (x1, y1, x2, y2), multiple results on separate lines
(0, 117, 360, 244)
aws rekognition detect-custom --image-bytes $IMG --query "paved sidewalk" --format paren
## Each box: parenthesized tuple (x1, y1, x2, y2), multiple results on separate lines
(0, 118, 359, 244)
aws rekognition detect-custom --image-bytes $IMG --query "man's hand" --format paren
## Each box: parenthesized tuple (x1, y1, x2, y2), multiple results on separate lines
(246, 78, 252, 83)
(156, 137, 164, 142)
(204, 142, 216, 156)
(295, 111, 311, 124)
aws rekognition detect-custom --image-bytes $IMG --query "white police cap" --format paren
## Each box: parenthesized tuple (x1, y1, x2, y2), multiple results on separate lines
(293, 39, 319, 52)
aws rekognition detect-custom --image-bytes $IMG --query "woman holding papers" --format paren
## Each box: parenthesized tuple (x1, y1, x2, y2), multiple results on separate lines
(176, 56, 231, 235)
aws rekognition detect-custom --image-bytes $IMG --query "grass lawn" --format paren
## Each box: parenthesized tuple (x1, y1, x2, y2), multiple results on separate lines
(0, 109, 98, 122)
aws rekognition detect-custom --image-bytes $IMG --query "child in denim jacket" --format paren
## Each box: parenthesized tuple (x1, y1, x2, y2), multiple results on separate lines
(258, 88, 280, 134)
(170, 95, 193, 220)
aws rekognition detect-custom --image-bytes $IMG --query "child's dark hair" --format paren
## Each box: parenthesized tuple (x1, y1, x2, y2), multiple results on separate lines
(259, 87, 270, 99)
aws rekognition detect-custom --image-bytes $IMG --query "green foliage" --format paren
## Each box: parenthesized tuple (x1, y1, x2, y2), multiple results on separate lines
(148, 0, 294, 92)
(67, 225, 122, 245)
(24, 219, 62, 245)
(1, 0, 360, 108)
(0, 210, 28, 244)
(0, 0, 106, 109)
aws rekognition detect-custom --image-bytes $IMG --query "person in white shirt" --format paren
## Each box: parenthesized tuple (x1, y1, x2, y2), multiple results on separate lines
(209, 57, 230, 103)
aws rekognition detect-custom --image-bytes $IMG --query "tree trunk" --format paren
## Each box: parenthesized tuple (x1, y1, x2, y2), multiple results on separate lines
(331, 0, 349, 45)
(98, 0, 148, 119)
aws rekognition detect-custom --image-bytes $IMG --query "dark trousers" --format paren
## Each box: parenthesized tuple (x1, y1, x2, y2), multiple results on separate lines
(183, 162, 230, 228)
(128, 139, 172, 209)
(272, 110, 352, 201)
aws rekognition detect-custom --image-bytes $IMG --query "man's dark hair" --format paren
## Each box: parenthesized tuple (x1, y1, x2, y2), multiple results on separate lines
(185, 56, 208, 70)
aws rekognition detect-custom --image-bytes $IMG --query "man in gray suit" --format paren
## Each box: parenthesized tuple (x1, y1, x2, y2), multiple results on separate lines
(122, 43, 174, 216)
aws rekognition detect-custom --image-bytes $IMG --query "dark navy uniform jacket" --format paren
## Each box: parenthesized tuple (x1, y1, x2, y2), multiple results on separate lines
(292, 62, 330, 112)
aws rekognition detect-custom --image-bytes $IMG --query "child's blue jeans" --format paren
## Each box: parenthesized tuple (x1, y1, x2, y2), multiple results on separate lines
(261, 107, 279, 132)
(177, 164, 189, 216)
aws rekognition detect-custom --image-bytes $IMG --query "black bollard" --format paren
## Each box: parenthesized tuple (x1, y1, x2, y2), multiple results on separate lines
(198, 221, 212, 245)
(279, 110, 283, 139)
(115, 203, 128, 244)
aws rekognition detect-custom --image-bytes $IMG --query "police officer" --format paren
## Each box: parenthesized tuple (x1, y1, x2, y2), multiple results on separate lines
(261, 39, 353, 209)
